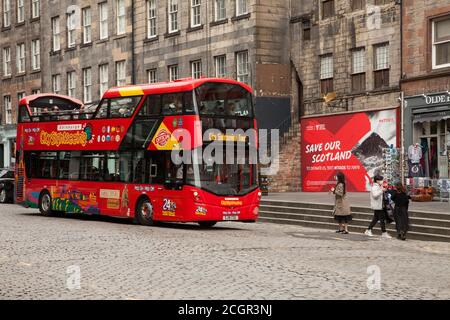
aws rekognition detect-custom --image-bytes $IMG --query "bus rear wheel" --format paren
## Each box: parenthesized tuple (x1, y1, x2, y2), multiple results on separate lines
(39, 191, 54, 216)
(135, 197, 155, 226)
(198, 221, 217, 228)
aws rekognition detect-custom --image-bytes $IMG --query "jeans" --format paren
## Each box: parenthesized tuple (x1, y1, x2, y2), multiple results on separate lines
(368, 210, 386, 233)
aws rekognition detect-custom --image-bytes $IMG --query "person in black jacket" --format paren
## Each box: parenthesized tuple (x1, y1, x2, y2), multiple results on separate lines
(391, 183, 410, 240)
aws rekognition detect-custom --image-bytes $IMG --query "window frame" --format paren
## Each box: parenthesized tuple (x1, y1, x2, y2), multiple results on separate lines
(3, 47, 11, 77)
(17, 0, 24, 23)
(116, 60, 127, 86)
(236, 51, 249, 84)
(99, 64, 109, 97)
(215, 0, 226, 21)
(31, 39, 40, 71)
(236, 0, 248, 17)
(83, 67, 92, 103)
(147, 0, 157, 39)
(432, 16, 450, 70)
(67, 11, 76, 48)
(214, 55, 226, 78)
(147, 68, 158, 83)
(31, 0, 40, 19)
(82, 7, 92, 44)
(191, 60, 202, 79)
(52, 74, 61, 94)
(168, 64, 179, 81)
(191, 0, 201, 28)
(51, 16, 61, 52)
(168, 0, 179, 33)
(3, 95, 12, 124)
(116, 0, 126, 35)
(321, 0, 335, 20)
(99, 2, 109, 40)
(67, 71, 76, 98)
(16, 43, 25, 74)
(3, 0, 11, 28)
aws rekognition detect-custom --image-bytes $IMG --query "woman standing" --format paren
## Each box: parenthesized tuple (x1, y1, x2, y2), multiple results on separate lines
(391, 183, 410, 240)
(331, 172, 352, 234)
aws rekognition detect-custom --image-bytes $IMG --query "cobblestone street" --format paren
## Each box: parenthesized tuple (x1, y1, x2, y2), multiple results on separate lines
(1, 204, 450, 300)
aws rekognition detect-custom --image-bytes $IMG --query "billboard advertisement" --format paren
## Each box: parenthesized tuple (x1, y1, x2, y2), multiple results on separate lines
(301, 108, 398, 192)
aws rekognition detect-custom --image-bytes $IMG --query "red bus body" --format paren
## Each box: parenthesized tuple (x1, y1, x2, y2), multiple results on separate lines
(15, 78, 261, 225)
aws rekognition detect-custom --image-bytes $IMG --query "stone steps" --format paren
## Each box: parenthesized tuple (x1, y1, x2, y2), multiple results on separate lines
(259, 200, 450, 242)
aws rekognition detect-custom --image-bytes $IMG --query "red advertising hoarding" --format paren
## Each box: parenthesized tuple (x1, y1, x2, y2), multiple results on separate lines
(301, 108, 398, 192)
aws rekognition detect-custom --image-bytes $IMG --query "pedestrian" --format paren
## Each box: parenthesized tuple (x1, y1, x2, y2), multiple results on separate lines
(391, 183, 410, 240)
(330, 172, 352, 234)
(364, 175, 392, 239)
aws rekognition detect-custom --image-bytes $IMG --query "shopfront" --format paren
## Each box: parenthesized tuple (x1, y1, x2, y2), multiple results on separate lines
(404, 92, 450, 199)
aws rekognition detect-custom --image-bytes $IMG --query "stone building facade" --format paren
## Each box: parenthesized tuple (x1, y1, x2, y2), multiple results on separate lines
(290, 0, 401, 117)
(401, 0, 450, 181)
(0, 0, 42, 168)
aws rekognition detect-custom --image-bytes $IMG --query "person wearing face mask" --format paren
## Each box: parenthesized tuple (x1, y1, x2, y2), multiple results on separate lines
(364, 175, 392, 239)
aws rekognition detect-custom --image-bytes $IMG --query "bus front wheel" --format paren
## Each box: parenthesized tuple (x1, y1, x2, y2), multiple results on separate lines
(39, 191, 54, 216)
(198, 221, 217, 228)
(135, 197, 155, 226)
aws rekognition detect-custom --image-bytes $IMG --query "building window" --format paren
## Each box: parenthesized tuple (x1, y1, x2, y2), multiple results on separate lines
(302, 20, 311, 41)
(31, 39, 40, 71)
(31, 89, 40, 95)
(236, 51, 249, 84)
(3, 0, 11, 27)
(17, 0, 24, 23)
(168, 0, 178, 33)
(99, 2, 108, 40)
(236, 0, 248, 16)
(373, 43, 390, 89)
(4, 95, 12, 124)
(351, 48, 366, 92)
(168, 64, 179, 81)
(191, 0, 201, 28)
(320, 54, 333, 94)
(31, 0, 40, 19)
(215, 0, 226, 21)
(52, 74, 61, 94)
(147, 69, 158, 83)
(374, 0, 389, 5)
(16, 43, 25, 73)
(147, 0, 157, 38)
(117, 0, 126, 35)
(17, 92, 25, 104)
(83, 68, 92, 103)
(99, 64, 109, 96)
(116, 60, 126, 86)
(322, 0, 335, 20)
(351, 0, 364, 11)
(67, 71, 76, 97)
(51, 16, 60, 51)
(432, 16, 450, 69)
(214, 55, 226, 78)
(67, 11, 76, 48)
(191, 60, 202, 79)
(82, 7, 92, 44)
(3, 47, 11, 76)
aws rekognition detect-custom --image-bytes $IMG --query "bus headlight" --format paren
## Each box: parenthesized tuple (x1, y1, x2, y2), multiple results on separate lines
(253, 207, 259, 216)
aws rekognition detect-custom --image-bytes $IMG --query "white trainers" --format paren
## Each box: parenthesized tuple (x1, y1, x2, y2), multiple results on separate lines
(364, 229, 374, 237)
(381, 232, 392, 239)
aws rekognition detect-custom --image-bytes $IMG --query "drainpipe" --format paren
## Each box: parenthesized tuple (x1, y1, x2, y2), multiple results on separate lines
(131, 0, 136, 85)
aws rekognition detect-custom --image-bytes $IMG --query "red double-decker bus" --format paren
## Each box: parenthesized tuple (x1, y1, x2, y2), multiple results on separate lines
(15, 78, 261, 227)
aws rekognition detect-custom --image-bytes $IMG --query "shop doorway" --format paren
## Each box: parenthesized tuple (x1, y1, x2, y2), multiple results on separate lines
(0, 144, 3, 168)
(420, 137, 438, 178)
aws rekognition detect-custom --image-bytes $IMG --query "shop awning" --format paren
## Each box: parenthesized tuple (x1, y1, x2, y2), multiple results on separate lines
(412, 109, 450, 123)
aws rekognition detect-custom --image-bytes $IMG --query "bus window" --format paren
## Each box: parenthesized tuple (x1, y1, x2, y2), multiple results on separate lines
(18, 105, 31, 123)
(95, 100, 109, 119)
(68, 151, 81, 180)
(139, 95, 161, 116)
(80, 152, 105, 181)
(110, 96, 142, 118)
(37, 152, 58, 179)
(162, 93, 183, 115)
(59, 152, 71, 179)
